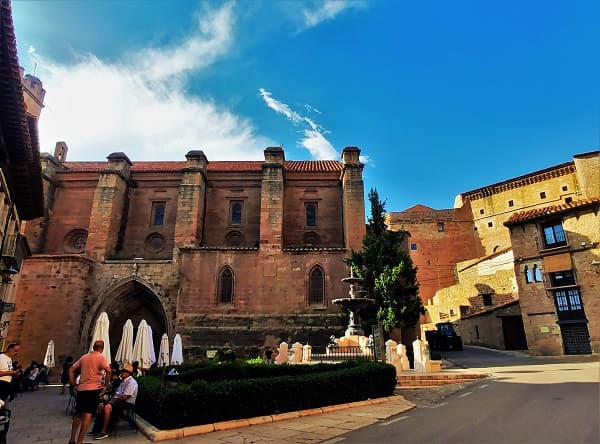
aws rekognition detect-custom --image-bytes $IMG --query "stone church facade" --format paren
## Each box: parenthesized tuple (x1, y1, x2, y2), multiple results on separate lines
(11, 145, 366, 365)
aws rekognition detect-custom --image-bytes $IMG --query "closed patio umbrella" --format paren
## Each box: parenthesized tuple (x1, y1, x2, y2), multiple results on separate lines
(43, 339, 55, 368)
(171, 333, 183, 365)
(89, 311, 111, 364)
(132, 319, 154, 370)
(147, 324, 156, 366)
(114, 319, 134, 365)
(157, 333, 170, 367)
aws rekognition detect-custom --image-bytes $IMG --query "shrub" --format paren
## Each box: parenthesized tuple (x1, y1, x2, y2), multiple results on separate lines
(135, 360, 396, 430)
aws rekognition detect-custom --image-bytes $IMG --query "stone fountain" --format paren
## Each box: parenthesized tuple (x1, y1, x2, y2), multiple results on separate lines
(332, 268, 375, 337)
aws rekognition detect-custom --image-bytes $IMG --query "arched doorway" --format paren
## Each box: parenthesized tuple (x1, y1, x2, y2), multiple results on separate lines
(87, 277, 168, 361)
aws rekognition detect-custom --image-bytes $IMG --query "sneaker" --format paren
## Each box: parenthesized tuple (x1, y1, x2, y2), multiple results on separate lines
(93, 433, 109, 440)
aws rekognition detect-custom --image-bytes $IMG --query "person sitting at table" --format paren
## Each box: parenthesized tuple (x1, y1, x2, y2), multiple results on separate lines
(90, 363, 138, 440)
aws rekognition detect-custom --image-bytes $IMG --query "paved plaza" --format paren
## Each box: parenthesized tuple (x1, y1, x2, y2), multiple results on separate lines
(8, 383, 415, 443)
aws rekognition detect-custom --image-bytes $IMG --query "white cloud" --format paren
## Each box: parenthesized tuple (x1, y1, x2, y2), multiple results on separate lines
(258, 88, 303, 123)
(258, 89, 338, 160)
(28, 1, 271, 162)
(134, 2, 236, 82)
(300, 117, 337, 160)
(301, 0, 367, 29)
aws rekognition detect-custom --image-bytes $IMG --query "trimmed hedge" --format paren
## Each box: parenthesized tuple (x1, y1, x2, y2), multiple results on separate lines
(137, 360, 396, 430)
(147, 359, 370, 384)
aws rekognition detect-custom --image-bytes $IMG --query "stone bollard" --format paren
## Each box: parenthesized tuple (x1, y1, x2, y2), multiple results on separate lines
(275, 341, 289, 364)
(385, 339, 398, 363)
(413, 339, 432, 373)
(302, 344, 312, 363)
(385, 339, 402, 375)
(397, 343, 410, 371)
(290, 342, 303, 363)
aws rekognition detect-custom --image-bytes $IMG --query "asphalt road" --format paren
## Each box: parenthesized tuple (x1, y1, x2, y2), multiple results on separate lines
(335, 347, 600, 444)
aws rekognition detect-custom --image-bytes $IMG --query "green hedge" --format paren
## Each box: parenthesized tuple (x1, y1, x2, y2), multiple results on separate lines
(136, 360, 396, 430)
(148, 359, 368, 384)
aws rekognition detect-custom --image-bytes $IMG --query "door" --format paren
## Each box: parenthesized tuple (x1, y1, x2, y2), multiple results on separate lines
(501, 316, 528, 350)
(561, 323, 592, 355)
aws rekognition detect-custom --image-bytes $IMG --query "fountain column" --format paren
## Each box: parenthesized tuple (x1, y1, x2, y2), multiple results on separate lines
(333, 269, 375, 337)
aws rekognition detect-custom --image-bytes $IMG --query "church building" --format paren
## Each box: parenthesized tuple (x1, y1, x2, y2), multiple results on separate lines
(11, 145, 366, 365)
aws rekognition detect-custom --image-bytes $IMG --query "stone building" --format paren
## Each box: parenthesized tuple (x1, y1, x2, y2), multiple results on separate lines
(388, 151, 599, 354)
(0, 0, 45, 348)
(505, 197, 599, 355)
(11, 145, 366, 365)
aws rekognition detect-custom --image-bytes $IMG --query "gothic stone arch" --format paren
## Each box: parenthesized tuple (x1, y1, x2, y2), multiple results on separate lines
(82, 276, 169, 359)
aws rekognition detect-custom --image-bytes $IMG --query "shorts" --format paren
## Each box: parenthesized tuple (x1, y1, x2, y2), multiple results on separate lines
(75, 390, 102, 414)
(0, 381, 10, 402)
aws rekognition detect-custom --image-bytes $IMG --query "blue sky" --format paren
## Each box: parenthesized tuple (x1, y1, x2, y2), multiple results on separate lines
(11, 0, 600, 213)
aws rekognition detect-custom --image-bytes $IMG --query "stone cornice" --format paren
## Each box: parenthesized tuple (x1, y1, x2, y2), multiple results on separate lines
(462, 163, 575, 201)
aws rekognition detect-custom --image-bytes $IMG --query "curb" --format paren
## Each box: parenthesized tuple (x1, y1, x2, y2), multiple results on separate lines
(137, 395, 411, 442)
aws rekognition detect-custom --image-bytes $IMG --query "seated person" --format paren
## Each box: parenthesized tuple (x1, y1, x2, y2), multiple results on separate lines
(91, 363, 138, 440)
(37, 365, 50, 385)
(102, 363, 121, 401)
(22, 362, 39, 391)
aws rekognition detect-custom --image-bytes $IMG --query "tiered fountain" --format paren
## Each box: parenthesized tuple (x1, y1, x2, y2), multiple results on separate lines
(327, 269, 376, 358)
(332, 268, 375, 336)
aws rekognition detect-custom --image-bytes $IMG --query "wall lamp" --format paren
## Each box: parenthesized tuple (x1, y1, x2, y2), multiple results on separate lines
(1, 266, 18, 284)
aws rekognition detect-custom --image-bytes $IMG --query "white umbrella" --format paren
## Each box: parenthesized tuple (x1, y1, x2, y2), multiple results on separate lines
(114, 319, 134, 365)
(90, 311, 111, 364)
(43, 339, 55, 368)
(157, 333, 170, 367)
(171, 333, 183, 365)
(132, 319, 154, 369)
(147, 324, 156, 366)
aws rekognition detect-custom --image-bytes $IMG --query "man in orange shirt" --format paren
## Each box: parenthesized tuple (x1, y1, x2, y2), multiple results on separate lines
(68, 340, 111, 444)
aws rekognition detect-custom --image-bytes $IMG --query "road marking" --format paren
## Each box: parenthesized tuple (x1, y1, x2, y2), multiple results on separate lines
(429, 402, 448, 408)
(479, 384, 489, 388)
(459, 392, 472, 398)
(321, 438, 346, 444)
(380, 415, 410, 426)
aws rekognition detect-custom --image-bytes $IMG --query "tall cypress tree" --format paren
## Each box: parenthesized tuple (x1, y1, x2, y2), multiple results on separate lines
(347, 188, 424, 333)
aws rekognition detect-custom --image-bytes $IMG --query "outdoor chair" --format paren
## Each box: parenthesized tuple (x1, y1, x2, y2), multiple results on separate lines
(65, 387, 77, 415)
(110, 406, 137, 437)
(0, 408, 10, 444)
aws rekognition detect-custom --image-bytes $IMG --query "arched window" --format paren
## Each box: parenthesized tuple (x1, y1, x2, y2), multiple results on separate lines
(152, 202, 166, 226)
(231, 201, 242, 225)
(308, 266, 325, 305)
(524, 266, 533, 283)
(218, 266, 234, 304)
(533, 264, 543, 282)
(306, 203, 317, 227)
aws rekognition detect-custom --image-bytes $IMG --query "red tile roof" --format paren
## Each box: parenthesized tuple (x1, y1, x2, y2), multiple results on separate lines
(389, 204, 454, 222)
(504, 197, 600, 226)
(461, 161, 577, 201)
(63, 159, 343, 173)
(402, 204, 435, 212)
(285, 160, 342, 172)
(208, 161, 262, 172)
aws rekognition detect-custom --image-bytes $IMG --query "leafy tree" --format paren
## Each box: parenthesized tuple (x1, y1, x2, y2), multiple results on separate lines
(347, 188, 424, 333)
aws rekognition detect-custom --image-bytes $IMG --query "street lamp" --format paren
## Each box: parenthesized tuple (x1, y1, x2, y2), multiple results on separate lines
(1, 265, 18, 284)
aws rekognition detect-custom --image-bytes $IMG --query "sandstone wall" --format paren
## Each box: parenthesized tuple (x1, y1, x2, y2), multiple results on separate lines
(508, 203, 599, 355)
